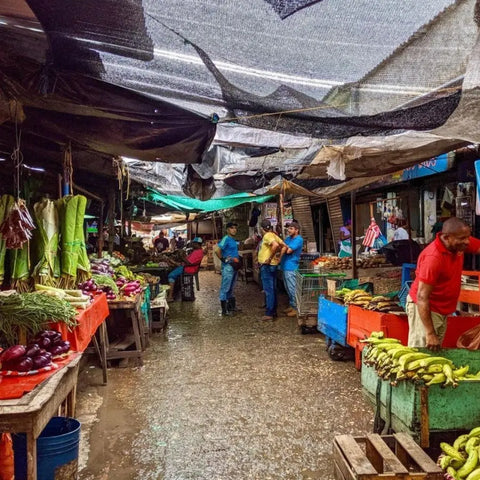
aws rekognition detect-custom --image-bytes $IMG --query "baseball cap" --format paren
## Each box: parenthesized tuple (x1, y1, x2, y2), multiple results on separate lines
(260, 219, 272, 230)
(226, 222, 238, 229)
(192, 237, 203, 244)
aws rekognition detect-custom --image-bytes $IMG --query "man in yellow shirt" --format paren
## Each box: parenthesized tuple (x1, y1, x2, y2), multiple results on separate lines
(258, 219, 286, 320)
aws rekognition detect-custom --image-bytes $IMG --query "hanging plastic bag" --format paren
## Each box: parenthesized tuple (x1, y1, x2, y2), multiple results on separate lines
(457, 323, 480, 350)
(0, 433, 14, 480)
(338, 239, 352, 258)
(373, 233, 388, 250)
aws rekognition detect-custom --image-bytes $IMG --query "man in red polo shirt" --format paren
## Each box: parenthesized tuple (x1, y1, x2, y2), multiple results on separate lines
(407, 217, 480, 350)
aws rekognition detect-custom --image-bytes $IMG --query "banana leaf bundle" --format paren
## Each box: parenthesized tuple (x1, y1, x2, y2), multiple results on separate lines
(57, 195, 90, 288)
(32, 198, 59, 286)
(0, 195, 14, 283)
(9, 241, 31, 292)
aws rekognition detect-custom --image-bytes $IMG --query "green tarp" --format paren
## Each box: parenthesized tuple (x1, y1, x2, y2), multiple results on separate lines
(145, 189, 274, 213)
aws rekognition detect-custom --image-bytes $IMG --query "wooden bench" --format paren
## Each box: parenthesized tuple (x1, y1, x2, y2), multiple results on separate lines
(333, 432, 443, 479)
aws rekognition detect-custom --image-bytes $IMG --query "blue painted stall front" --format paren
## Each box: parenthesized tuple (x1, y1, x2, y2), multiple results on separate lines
(317, 296, 348, 346)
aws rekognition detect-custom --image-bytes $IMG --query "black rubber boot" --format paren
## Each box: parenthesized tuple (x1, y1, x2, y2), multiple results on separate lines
(228, 297, 242, 312)
(221, 301, 232, 316)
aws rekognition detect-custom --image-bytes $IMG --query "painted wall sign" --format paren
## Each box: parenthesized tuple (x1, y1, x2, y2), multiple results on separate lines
(401, 153, 449, 181)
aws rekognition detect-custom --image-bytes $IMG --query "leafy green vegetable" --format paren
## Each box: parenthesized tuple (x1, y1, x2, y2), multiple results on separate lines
(0, 292, 77, 344)
(0, 195, 14, 283)
(92, 274, 119, 294)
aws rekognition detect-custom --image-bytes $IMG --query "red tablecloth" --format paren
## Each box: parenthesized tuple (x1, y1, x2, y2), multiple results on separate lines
(0, 294, 110, 400)
(0, 353, 80, 400)
(50, 293, 109, 352)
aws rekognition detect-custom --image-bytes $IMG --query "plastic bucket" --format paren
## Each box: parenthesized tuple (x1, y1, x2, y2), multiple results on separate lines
(13, 416, 81, 480)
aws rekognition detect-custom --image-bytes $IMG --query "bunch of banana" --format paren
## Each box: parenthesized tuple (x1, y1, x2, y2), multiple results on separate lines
(361, 333, 480, 387)
(335, 288, 353, 299)
(367, 295, 404, 313)
(344, 289, 372, 307)
(438, 427, 480, 480)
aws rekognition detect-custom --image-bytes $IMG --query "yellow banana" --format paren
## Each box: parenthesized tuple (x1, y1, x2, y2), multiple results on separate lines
(453, 434, 469, 451)
(419, 356, 454, 368)
(453, 366, 470, 377)
(440, 442, 465, 462)
(469, 427, 480, 438)
(465, 467, 480, 480)
(425, 373, 446, 386)
(457, 447, 478, 478)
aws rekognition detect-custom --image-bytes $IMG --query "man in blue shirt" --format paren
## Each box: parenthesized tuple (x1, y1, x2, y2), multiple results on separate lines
(214, 222, 240, 316)
(280, 221, 303, 317)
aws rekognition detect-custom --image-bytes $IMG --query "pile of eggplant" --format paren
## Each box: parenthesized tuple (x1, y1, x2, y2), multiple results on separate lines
(0, 330, 70, 372)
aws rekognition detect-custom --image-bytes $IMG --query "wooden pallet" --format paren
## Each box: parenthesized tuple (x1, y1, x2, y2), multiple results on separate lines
(333, 432, 443, 480)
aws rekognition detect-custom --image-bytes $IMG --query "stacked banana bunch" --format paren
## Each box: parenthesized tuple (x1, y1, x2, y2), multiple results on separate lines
(366, 295, 404, 313)
(439, 428, 480, 480)
(340, 290, 404, 312)
(362, 332, 480, 388)
(343, 289, 373, 307)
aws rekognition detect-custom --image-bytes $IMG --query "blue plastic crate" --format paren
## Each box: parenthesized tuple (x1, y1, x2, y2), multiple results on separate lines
(398, 281, 413, 309)
(317, 296, 348, 346)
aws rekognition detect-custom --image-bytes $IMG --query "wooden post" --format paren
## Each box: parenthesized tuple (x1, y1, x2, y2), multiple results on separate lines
(97, 203, 105, 258)
(279, 190, 286, 238)
(351, 191, 358, 280)
(108, 188, 115, 253)
(419, 386, 430, 448)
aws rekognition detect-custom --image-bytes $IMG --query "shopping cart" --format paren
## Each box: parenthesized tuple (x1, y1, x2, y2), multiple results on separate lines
(295, 270, 346, 317)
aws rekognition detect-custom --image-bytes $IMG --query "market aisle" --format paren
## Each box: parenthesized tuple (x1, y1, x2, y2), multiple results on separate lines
(77, 271, 373, 480)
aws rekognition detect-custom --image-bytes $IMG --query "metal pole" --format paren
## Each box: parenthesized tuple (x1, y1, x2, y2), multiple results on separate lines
(351, 191, 358, 280)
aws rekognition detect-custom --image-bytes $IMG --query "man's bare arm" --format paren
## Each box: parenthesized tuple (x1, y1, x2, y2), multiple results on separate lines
(416, 281, 440, 351)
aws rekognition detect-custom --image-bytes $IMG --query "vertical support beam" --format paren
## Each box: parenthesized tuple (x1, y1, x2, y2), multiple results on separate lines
(98, 202, 105, 257)
(351, 191, 358, 280)
(419, 386, 430, 448)
(108, 187, 115, 254)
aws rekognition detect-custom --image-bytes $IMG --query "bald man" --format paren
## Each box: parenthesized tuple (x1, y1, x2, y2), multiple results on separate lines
(407, 217, 480, 350)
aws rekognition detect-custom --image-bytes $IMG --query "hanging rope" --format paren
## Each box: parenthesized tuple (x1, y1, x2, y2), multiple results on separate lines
(12, 120, 23, 201)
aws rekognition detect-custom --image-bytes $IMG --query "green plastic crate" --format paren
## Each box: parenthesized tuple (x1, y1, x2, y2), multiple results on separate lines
(361, 348, 480, 441)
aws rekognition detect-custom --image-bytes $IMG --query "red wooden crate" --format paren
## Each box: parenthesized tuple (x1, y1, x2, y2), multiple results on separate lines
(347, 305, 480, 369)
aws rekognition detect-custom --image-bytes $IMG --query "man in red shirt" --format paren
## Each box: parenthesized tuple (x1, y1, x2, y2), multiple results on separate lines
(407, 217, 480, 350)
(167, 237, 204, 301)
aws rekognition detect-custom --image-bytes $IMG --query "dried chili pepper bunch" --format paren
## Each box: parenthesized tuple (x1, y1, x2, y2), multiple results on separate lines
(0, 199, 35, 248)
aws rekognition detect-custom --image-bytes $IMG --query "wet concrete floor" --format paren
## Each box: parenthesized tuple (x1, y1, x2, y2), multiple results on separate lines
(77, 270, 374, 480)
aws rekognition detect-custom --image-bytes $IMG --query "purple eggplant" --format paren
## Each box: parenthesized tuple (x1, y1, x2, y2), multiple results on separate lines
(25, 343, 41, 358)
(32, 355, 52, 369)
(37, 336, 51, 349)
(49, 345, 65, 356)
(1, 345, 26, 363)
(11, 356, 33, 372)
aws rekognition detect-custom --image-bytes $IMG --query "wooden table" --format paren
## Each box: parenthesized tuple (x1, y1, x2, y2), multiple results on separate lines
(0, 355, 81, 480)
(106, 295, 146, 366)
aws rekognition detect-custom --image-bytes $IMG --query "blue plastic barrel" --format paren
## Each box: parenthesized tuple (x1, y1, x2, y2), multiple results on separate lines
(13, 416, 81, 480)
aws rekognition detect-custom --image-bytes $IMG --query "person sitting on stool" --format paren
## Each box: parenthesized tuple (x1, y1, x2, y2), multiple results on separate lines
(167, 237, 204, 301)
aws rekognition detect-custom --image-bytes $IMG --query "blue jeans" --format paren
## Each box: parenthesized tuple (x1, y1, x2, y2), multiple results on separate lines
(283, 270, 297, 309)
(260, 264, 278, 316)
(168, 266, 184, 283)
(219, 263, 238, 301)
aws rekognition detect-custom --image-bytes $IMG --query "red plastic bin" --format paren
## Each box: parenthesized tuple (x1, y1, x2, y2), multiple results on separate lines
(346, 305, 480, 370)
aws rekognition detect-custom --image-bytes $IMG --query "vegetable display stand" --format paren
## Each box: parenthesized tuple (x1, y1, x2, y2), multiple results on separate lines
(0, 355, 81, 480)
(347, 306, 480, 370)
(347, 306, 408, 370)
(361, 349, 480, 448)
(333, 432, 442, 480)
(318, 296, 354, 360)
(105, 294, 145, 366)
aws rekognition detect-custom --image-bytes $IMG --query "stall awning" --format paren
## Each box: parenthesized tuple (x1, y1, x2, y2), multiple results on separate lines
(145, 190, 274, 214)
